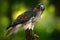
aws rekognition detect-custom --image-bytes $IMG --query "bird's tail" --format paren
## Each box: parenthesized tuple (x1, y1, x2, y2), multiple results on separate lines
(6, 24, 22, 37)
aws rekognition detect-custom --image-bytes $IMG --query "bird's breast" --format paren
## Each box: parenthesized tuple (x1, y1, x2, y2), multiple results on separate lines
(32, 11, 42, 23)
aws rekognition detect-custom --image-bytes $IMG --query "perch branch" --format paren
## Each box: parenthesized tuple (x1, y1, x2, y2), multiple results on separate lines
(25, 29, 39, 40)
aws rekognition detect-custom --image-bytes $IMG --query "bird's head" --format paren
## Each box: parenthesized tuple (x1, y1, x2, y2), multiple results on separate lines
(34, 3, 45, 13)
(37, 3, 45, 11)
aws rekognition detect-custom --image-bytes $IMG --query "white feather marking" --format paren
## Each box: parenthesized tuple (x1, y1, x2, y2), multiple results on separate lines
(41, 5, 44, 8)
(16, 24, 22, 28)
(8, 27, 13, 30)
(14, 24, 22, 33)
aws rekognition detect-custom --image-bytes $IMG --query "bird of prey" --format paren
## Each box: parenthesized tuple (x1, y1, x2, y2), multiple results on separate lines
(6, 3, 45, 36)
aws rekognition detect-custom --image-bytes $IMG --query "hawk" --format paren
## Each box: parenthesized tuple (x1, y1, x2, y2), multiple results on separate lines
(6, 3, 45, 36)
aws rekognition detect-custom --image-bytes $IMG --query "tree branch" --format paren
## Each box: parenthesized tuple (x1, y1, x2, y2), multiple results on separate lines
(25, 29, 39, 40)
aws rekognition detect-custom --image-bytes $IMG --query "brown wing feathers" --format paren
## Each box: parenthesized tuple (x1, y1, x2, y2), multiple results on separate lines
(7, 26, 16, 36)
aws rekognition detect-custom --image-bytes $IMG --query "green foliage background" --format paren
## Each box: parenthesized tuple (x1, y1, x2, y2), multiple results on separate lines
(0, 0, 60, 40)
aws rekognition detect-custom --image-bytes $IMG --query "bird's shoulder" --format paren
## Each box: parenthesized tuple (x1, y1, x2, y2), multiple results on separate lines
(17, 10, 37, 18)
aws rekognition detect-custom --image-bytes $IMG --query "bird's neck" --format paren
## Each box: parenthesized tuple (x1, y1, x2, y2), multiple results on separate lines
(33, 8, 42, 16)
